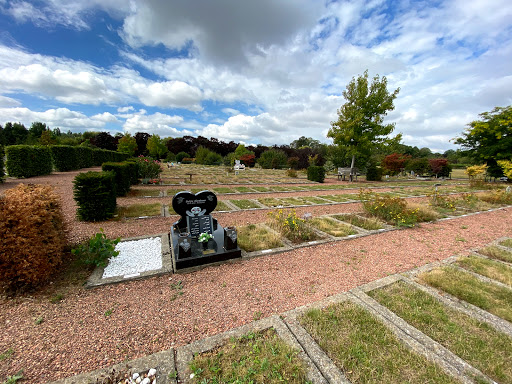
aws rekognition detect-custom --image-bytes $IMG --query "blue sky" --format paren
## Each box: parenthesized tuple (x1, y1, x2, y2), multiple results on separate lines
(0, 0, 511, 153)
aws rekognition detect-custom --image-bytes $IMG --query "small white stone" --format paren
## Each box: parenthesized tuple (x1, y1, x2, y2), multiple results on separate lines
(141, 378, 151, 384)
(190, 373, 195, 379)
(152, 380, 156, 384)
(148, 368, 157, 376)
(132, 373, 140, 380)
(136, 377, 141, 384)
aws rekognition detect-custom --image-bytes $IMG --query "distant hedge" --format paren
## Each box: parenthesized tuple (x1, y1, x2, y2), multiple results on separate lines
(6, 145, 53, 178)
(73, 171, 117, 221)
(77, 146, 94, 169)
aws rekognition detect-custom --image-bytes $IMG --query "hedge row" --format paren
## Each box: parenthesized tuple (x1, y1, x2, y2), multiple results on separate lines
(0, 146, 4, 182)
(6, 145, 53, 178)
(5, 145, 129, 177)
(0, 184, 66, 292)
(102, 162, 132, 196)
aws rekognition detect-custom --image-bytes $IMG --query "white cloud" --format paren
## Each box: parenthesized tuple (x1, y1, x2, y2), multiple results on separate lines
(123, 111, 188, 137)
(0, 95, 21, 107)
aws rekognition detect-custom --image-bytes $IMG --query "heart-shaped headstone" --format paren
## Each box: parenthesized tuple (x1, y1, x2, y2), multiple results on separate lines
(172, 190, 217, 218)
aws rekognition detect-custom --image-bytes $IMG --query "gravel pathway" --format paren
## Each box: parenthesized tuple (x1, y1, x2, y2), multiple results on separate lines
(1, 171, 511, 383)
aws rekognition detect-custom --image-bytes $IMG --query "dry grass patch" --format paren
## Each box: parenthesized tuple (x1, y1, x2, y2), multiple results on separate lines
(419, 267, 512, 323)
(237, 224, 283, 252)
(258, 197, 285, 208)
(478, 246, 512, 263)
(457, 255, 512, 287)
(278, 197, 313, 206)
(406, 202, 441, 222)
(127, 188, 161, 197)
(230, 199, 261, 210)
(188, 328, 311, 384)
(214, 201, 231, 211)
(369, 281, 512, 384)
(116, 203, 161, 218)
(310, 217, 357, 237)
(300, 301, 459, 384)
(332, 214, 386, 230)
(499, 238, 512, 248)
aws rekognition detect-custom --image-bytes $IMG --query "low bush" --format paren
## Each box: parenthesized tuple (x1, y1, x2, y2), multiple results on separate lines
(267, 209, 318, 243)
(73, 171, 117, 221)
(72, 229, 120, 268)
(0, 146, 4, 182)
(181, 157, 195, 164)
(478, 189, 512, 205)
(307, 165, 325, 183)
(287, 169, 298, 178)
(360, 189, 419, 227)
(0, 184, 65, 292)
(137, 156, 162, 181)
(175, 151, 190, 163)
(102, 161, 131, 196)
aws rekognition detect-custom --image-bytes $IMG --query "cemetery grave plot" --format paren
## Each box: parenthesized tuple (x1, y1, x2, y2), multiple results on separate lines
(212, 187, 237, 194)
(234, 186, 256, 193)
(257, 197, 286, 208)
(237, 223, 284, 252)
(456, 255, 512, 287)
(187, 328, 310, 384)
(317, 194, 358, 203)
(300, 301, 460, 384)
(115, 203, 162, 219)
(277, 197, 314, 206)
(332, 214, 388, 230)
(308, 217, 358, 238)
(368, 281, 512, 383)
(229, 199, 261, 209)
(418, 266, 512, 323)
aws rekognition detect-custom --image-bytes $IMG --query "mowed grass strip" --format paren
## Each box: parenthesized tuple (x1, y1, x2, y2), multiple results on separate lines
(479, 245, 512, 263)
(237, 224, 283, 252)
(300, 301, 459, 384)
(332, 214, 385, 230)
(188, 328, 311, 384)
(369, 281, 512, 384)
(500, 238, 512, 248)
(230, 199, 261, 210)
(457, 255, 512, 287)
(258, 197, 285, 208)
(279, 197, 312, 206)
(418, 267, 512, 322)
(310, 217, 357, 237)
(214, 201, 231, 211)
(213, 187, 236, 194)
(116, 203, 161, 218)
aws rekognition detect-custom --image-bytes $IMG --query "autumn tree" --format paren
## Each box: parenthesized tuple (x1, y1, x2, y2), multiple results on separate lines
(382, 153, 411, 175)
(328, 70, 400, 180)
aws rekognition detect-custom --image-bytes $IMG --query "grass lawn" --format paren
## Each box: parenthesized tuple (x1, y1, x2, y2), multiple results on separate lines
(478, 245, 512, 263)
(230, 199, 261, 210)
(300, 301, 459, 384)
(418, 267, 512, 322)
(127, 188, 162, 197)
(188, 328, 311, 384)
(300, 196, 330, 204)
(332, 214, 386, 230)
(212, 187, 236, 194)
(115, 203, 161, 218)
(369, 281, 512, 384)
(237, 224, 283, 251)
(278, 197, 313, 206)
(310, 217, 357, 237)
(457, 255, 512, 287)
(234, 186, 255, 193)
(251, 186, 272, 192)
(214, 201, 231, 211)
(258, 197, 285, 207)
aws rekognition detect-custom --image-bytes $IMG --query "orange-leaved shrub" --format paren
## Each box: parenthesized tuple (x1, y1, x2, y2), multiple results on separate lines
(0, 184, 66, 292)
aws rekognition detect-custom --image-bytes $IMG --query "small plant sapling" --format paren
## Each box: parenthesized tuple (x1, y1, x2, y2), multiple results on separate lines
(72, 229, 121, 268)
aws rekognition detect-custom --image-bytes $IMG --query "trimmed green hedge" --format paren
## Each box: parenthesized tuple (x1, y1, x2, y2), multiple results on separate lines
(51, 145, 79, 171)
(0, 146, 4, 182)
(102, 162, 131, 196)
(6, 145, 53, 178)
(76, 147, 94, 169)
(307, 165, 325, 183)
(124, 159, 139, 185)
(73, 171, 116, 221)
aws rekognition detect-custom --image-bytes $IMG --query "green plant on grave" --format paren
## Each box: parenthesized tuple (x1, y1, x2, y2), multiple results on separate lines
(267, 209, 316, 242)
(2, 372, 23, 384)
(72, 229, 121, 268)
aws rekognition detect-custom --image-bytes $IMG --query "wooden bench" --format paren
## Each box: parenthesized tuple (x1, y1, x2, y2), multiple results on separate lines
(337, 167, 359, 181)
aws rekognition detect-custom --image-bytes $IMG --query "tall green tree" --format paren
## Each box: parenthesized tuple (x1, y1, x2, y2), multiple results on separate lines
(455, 106, 512, 164)
(328, 70, 400, 180)
(117, 133, 137, 156)
(147, 134, 168, 159)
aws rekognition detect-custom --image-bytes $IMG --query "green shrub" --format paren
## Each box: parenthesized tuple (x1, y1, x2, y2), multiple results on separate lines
(205, 152, 223, 165)
(73, 171, 117, 221)
(72, 229, 120, 268)
(176, 151, 190, 162)
(307, 165, 325, 183)
(51, 145, 79, 171)
(137, 156, 162, 181)
(287, 169, 298, 178)
(0, 146, 4, 182)
(366, 162, 383, 181)
(124, 159, 139, 185)
(102, 162, 131, 196)
(6, 145, 53, 178)
(0, 184, 65, 292)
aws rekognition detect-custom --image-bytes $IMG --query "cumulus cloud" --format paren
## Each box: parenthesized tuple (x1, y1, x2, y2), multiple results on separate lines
(123, 111, 188, 137)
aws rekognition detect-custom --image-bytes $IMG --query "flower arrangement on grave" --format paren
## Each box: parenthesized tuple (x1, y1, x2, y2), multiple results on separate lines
(198, 232, 213, 243)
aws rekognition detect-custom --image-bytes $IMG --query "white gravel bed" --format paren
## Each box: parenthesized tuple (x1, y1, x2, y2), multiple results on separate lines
(102, 237, 162, 279)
